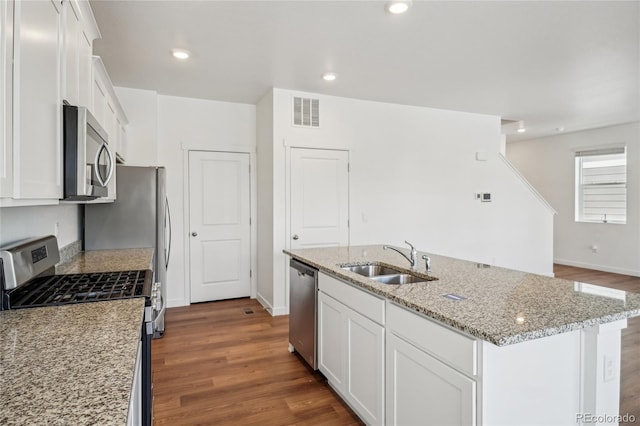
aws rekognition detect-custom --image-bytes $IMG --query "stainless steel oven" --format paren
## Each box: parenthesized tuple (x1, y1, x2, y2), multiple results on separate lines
(62, 104, 115, 201)
(0, 236, 155, 426)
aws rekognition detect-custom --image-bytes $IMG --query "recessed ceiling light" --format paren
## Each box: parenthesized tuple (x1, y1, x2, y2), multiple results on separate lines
(385, 1, 412, 14)
(516, 121, 527, 133)
(555, 126, 565, 132)
(322, 72, 337, 81)
(171, 49, 191, 60)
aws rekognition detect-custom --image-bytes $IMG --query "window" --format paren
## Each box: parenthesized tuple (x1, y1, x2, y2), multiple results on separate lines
(575, 147, 627, 224)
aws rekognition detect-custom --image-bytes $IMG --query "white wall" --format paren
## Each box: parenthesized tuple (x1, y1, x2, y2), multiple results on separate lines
(256, 91, 274, 308)
(257, 88, 555, 315)
(507, 122, 640, 276)
(114, 87, 158, 166)
(0, 204, 81, 247)
(156, 95, 256, 307)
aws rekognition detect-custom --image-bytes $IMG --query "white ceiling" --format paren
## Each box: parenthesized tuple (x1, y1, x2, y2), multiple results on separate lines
(90, 0, 640, 142)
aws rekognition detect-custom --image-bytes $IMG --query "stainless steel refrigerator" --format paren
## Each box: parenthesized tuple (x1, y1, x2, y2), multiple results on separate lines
(84, 165, 171, 337)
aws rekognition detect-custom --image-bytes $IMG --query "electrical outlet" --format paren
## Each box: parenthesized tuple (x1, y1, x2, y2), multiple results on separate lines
(603, 355, 615, 382)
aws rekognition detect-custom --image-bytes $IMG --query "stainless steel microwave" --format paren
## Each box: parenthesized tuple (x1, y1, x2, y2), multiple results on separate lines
(62, 105, 114, 201)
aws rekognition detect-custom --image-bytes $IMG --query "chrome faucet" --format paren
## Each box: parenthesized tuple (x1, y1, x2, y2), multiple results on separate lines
(422, 254, 432, 273)
(383, 241, 418, 270)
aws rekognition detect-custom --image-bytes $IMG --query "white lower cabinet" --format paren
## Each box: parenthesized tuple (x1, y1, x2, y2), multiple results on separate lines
(318, 291, 347, 391)
(318, 272, 385, 425)
(386, 332, 476, 426)
(346, 307, 385, 425)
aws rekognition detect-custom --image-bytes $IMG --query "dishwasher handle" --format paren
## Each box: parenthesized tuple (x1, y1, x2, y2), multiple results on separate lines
(290, 259, 317, 279)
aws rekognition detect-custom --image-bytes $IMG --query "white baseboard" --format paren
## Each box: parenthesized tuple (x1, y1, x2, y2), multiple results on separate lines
(271, 306, 289, 316)
(554, 258, 640, 277)
(255, 292, 274, 315)
(255, 292, 289, 316)
(167, 298, 188, 308)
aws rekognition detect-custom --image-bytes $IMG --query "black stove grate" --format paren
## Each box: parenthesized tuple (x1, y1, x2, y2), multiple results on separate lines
(6, 270, 151, 309)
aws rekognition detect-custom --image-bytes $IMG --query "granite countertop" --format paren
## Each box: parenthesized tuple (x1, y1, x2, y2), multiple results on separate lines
(0, 298, 145, 425)
(56, 248, 154, 274)
(285, 245, 640, 346)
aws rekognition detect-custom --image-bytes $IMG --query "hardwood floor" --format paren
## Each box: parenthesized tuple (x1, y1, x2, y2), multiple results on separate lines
(151, 298, 362, 425)
(153, 265, 640, 425)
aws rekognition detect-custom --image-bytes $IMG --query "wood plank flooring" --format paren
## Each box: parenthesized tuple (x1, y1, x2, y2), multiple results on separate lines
(151, 298, 362, 425)
(153, 265, 640, 425)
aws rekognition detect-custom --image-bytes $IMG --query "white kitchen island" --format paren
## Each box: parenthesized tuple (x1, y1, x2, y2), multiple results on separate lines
(285, 245, 640, 426)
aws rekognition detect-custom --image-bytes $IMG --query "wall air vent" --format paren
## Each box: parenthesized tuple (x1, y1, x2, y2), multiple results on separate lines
(293, 97, 319, 128)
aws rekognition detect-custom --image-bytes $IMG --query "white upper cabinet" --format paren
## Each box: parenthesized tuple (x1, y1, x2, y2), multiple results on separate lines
(62, 0, 99, 108)
(0, 0, 125, 206)
(92, 56, 128, 164)
(1, 0, 63, 204)
(0, 0, 14, 200)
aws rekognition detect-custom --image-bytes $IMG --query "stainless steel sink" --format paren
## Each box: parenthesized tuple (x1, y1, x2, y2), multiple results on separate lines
(341, 263, 436, 285)
(370, 274, 424, 284)
(341, 264, 402, 277)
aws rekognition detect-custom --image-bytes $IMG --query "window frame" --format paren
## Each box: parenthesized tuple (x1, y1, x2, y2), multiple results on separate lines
(574, 146, 627, 225)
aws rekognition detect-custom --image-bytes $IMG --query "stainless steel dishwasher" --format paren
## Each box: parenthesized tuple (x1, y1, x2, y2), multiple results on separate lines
(288, 258, 318, 370)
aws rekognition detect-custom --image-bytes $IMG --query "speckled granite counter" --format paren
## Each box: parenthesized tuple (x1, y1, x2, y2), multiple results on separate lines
(285, 245, 640, 346)
(0, 298, 145, 425)
(56, 248, 154, 274)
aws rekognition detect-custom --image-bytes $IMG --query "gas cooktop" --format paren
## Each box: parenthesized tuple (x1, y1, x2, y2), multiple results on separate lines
(4, 269, 152, 309)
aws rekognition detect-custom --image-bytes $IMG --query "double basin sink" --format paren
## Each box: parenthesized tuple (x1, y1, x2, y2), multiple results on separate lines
(341, 263, 437, 285)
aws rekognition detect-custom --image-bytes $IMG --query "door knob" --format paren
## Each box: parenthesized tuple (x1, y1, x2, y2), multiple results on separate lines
(191, 232, 198, 237)
(292, 234, 299, 240)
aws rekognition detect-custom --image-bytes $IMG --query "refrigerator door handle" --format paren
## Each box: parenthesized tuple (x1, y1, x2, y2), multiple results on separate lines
(165, 196, 172, 269)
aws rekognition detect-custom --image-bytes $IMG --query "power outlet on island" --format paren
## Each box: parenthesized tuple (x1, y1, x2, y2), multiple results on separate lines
(603, 355, 616, 382)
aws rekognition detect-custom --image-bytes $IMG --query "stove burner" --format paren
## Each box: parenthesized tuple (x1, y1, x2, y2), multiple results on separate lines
(4, 269, 152, 309)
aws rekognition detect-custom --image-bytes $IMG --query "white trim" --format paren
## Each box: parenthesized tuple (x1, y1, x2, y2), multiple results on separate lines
(180, 142, 256, 154)
(498, 153, 556, 215)
(256, 293, 288, 316)
(166, 298, 187, 308)
(182, 149, 190, 304)
(554, 258, 640, 278)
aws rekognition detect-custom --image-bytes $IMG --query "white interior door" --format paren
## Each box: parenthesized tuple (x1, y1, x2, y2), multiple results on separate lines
(189, 151, 251, 303)
(290, 148, 349, 249)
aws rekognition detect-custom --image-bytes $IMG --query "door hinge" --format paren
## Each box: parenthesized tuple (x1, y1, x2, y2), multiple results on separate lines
(347, 163, 350, 172)
(347, 219, 350, 227)
(249, 164, 251, 173)
(249, 217, 252, 225)
(250, 269, 253, 278)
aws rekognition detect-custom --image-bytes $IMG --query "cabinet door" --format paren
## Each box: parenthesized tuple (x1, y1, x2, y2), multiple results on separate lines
(318, 291, 346, 393)
(62, 0, 80, 105)
(0, 0, 13, 197)
(347, 309, 384, 425)
(13, 0, 63, 199)
(77, 13, 92, 108)
(92, 70, 106, 127)
(386, 333, 476, 426)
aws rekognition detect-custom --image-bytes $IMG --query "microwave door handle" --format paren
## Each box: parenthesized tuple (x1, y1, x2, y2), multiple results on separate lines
(103, 143, 115, 186)
(94, 143, 114, 188)
(93, 144, 107, 187)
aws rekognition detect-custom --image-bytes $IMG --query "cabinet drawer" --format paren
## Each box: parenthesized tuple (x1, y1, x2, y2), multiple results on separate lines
(387, 303, 477, 376)
(319, 272, 385, 325)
